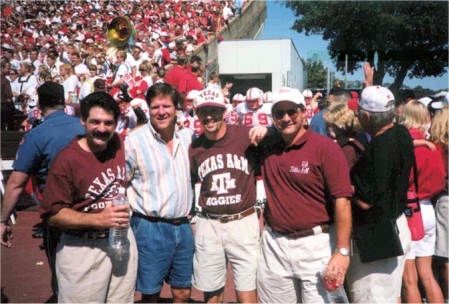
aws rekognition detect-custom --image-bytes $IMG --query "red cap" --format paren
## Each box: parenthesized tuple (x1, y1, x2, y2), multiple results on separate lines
(347, 91, 359, 111)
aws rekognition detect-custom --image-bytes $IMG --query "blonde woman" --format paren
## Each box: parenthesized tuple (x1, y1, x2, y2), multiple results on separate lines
(323, 102, 364, 169)
(399, 100, 445, 304)
(59, 63, 79, 103)
(131, 61, 153, 99)
(429, 105, 449, 302)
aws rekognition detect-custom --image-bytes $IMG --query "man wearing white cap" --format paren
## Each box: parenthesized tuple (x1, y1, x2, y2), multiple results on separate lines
(236, 87, 272, 127)
(189, 88, 269, 303)
(346, 86, 413, 303)
(256, 87, 353, 303)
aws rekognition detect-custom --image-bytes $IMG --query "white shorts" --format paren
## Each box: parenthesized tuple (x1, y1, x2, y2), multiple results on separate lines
(192, 212, 260, 292)
(257, 224, 335, 303)
(435, 195, 448, 258)
(346, 214, 412, 302)
(406, 200, 436, 259)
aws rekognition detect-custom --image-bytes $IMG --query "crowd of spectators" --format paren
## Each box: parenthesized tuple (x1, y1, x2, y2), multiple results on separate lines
(0, 0, 247, 129)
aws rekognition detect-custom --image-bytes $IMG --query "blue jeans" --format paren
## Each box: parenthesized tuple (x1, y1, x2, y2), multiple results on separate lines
(130, 215, 194, 294)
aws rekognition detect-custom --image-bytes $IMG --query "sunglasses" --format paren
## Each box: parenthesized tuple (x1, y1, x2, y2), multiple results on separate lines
(138, 69, 147, 71)
(90, 69, 96, 71)
(9, 73, 17, 76)
(273, 107, 299, 120)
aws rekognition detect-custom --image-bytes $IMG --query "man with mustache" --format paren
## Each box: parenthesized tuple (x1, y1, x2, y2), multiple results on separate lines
(1, 82, 85, 302)
(124, 83, 195, 303)
(189, 88, 269, 303)
(39, 92, 137, 303)
(256, 87, 353, 303)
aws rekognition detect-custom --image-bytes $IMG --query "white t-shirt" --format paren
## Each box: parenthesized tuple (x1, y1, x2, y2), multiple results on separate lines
(114, 63, 130, 83)
(17, 74, 38, 96)
(78, 76, 100, 100)
(62, 75, 80, 100)
(74, 63, 89, 75)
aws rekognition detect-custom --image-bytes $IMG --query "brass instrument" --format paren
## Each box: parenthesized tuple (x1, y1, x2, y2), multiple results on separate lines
(107, 16, 136, 48)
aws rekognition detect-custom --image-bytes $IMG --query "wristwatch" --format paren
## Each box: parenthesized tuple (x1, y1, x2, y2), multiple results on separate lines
(335, 248, 350, 256)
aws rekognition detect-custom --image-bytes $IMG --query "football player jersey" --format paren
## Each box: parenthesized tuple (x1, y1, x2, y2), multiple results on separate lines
(115, 99, 150, 136)
(178, 111, 203, 138)
(225, 104, 239, 125)
(236, 102, 272, 126)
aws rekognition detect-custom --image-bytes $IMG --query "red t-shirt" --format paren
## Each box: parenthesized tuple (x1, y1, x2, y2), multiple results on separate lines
(189, 125, 258, 214)
(40, 134, 126, 219)
(165, 65, 186, 90)
(178, 71, 203, 94)
(408, 128, 446, 200)
(261, 129, 352, 233)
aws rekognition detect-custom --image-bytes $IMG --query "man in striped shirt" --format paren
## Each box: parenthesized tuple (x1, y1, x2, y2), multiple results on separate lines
(125, 83, 195, 303)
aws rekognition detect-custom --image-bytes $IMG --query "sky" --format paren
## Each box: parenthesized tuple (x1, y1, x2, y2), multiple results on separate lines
(262, 1, 449, 91)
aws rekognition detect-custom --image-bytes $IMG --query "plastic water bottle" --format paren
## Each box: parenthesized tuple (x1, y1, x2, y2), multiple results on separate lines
(109, 187, 129, 250)
(321, 266, 349, 303)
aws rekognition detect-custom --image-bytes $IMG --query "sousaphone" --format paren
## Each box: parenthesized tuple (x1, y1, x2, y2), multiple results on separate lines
(107, 16, 136, 49)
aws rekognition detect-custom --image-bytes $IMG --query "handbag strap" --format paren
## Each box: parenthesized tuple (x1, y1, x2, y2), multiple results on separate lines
(411, 151, 419, 194)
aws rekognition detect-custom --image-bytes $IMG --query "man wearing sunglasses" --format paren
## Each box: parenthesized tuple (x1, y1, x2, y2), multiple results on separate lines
(189, 88, 270, 303)
(256, 87, 353, 303)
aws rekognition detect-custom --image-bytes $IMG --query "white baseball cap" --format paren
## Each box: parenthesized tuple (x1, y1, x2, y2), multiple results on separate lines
(195, 88, 226, 109)
(302, 89, 313, 98)
(418, 96, 432, 107)
(272, 87, 305, 106)
(263, 91, 273, 103)
(359, 86, 395, 112)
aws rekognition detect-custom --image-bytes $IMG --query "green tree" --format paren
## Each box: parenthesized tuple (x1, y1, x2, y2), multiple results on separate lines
(412, 85, 436, 98)
(283, 1, 448, 91)
(304, 58, 334, 89)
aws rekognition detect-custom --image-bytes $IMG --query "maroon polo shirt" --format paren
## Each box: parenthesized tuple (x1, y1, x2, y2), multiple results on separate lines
(262, 128, 352, 234)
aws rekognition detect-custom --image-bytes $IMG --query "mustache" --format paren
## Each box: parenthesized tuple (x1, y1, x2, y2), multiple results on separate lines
(92, 130, 111, 140)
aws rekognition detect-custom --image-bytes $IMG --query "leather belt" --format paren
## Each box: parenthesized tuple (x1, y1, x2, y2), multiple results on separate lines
(284, 224, 330, 239)
(132, 213, 189, 226)
(64, 229, 109, 239)
(199, 207, 256, 223)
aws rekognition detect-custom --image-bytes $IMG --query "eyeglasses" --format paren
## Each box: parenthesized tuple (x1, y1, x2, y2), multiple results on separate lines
(9, 73, 17, 76)
(90, 69, 96, 71)
(273, 107, 299, 120)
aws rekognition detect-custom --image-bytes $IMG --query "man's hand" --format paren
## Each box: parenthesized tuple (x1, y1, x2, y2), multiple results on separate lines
(1, 223, 13, 248)
(249, 126, 269, 145)
(95, 204, 131, 229)
(324, 253, 350, 287)
(363, 62, 374, 87)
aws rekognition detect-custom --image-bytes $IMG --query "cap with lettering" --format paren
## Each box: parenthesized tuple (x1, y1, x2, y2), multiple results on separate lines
(195, 88, 225, 109)
(272, 87, 305, 106)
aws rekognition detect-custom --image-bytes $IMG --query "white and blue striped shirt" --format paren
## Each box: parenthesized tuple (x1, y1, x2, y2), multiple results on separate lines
(125, 123, 193, 218)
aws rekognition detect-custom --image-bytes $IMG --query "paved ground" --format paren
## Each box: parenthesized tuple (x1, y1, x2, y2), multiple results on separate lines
(1, 210, 237, 303)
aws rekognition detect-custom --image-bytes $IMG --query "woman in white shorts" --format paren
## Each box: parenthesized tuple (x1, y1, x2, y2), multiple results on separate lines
(429, 105, 449, 301)
(399, 101, 446, 303)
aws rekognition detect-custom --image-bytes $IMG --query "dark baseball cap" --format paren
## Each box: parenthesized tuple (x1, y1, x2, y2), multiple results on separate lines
(37, 82, 65, 107)
(93, 78, 106, 92)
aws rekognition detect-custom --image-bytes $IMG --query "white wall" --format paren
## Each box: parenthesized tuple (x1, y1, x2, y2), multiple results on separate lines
(218, 39, 305, 92)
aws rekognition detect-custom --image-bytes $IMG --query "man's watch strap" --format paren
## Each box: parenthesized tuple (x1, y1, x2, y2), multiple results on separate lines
(335, 248, 350, 256)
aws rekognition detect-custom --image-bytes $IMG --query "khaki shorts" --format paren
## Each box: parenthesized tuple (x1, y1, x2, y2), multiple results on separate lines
(435, 195, 448, 258)
(192, 212, 260, 292)
(346, 214, 412, 302)
(257, 224, 335, 303)
(56, 228, 138, 303)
